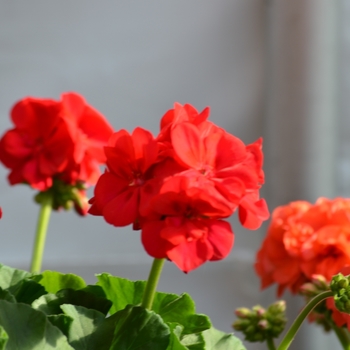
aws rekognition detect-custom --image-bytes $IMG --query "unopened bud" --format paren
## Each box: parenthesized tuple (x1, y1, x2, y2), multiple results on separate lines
(311, 274, 329, 290)
(268, 300, 286, 314)
(331, 273, 350, 313)
(235, 307, 251, 319)
(258, 319, 269, 330)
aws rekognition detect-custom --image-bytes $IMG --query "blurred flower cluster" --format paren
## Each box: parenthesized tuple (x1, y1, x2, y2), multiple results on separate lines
(0, 93, 113, 214)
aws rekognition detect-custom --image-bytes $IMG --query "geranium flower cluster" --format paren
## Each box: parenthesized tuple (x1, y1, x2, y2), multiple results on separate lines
(0, 93, 114, 214)
(255, 198, 350, 329)
(89, 103, 269, 272)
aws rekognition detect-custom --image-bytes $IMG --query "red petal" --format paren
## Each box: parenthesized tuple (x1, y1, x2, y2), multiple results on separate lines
(239, 195, 270, 230)
(142, 221, 170, 259)
(171, 123, 204, 169)
(102, 188, 139, 226)
(89, 172, 128, 215)
(131, 127, 158, 173)
(167, 239, 213, 273)
(207, 220, 234, 261)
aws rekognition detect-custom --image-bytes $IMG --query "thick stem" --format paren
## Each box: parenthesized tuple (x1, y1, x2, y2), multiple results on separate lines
(30, 193, 53, 273)
(141, 258, 165, 310)
(266, 336, 277, 350)
(277, 290, 333, 350)
(330, 321, 350, 350)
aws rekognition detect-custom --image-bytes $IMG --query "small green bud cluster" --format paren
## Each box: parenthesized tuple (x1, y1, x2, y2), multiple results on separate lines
(330, 273, 350, 314)
(299, 274, 329, 298)
(35, 178, 88, 215)
(233, 301, 287, 342)
(299, 274, 331, 327)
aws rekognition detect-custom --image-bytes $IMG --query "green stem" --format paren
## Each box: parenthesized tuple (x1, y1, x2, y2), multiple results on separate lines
(277, 290, 333, 350)
(266, 336, 277, 350)
(141, 258, 165, 310)
(30, 193, 53, 273)
(330, 321, 350, 350)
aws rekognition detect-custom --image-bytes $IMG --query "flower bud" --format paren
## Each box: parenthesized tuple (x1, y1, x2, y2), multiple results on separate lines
(235, 307, 251, 319)
(331, 273, 350, 313)
(311, 274, 329, 290)
(268, 300, 286, 315)
(233, 301, 286, 343)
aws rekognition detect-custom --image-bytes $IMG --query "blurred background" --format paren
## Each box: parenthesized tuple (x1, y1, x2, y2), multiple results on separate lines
(0, 1, 347, 348)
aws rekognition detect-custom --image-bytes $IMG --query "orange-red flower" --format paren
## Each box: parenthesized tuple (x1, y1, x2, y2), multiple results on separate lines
(255, 198, 350, 296)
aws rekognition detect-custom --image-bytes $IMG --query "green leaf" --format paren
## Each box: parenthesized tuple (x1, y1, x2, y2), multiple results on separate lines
(57, 289, 111, 315)
(96, 275, 210, 336)
(32, 288, 111, 316)
(31, 271, 86, 293)
(47, 314, 74, 339)
(60, 304, 106, 350)
(96, 274, 146, 314)
(201, 328, 247, 350)
(15, 278, 47, 304)
(180, 333, 205, 350)
(32, 293, 60, 315)
(153, 293, 211, 334)
(0, 264, 31, 295)
(80, 285, 108, 299)
(0, 300, 73, 349)
(0, 288, 16, 303)
(110, 305, 170, 350)
(166, 323, 187, 350)
(0, 326, 8, 350)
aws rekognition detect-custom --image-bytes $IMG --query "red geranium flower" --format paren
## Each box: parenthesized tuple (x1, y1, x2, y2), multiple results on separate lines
(0, 93, 113, 215)
(141, 176, 234, 272)
(90, 102, 268, 272)
(89, 127, 159, 227)
(0, 97, 74, 190)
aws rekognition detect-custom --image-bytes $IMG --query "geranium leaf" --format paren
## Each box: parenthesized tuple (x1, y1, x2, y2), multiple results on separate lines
(60, 304, 105, 350)
(96, 275, 210, 336)
(180, 333, 204, 350)
(57, 289, 112, 315)
(14, 278, 47, 304)
(166, 323, 187, 350)
(32, 293, 60, 315)
(32, 288, 112, 316)
(153, 293, 211, 334)
(201, 328, 247, 350)
(0, 326, 8, 349)
(30, 271, 86, 293)
(110, 305, 170, 350)
(0, 264, 31, 295)
(47, 314, 74, 339)
(0, 288, 16, 303)
(0, 300, 73, 349)
(96, 274, 146, 314)
(80, 285, 108, 299)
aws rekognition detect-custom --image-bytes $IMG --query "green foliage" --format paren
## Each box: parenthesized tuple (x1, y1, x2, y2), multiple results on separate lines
(0, 264, 246, 350)
(30, 271, 86, 294)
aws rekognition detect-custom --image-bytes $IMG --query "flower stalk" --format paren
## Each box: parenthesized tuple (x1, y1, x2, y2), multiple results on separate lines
(30, 192, 53, 273)
(329, 322, 350, 350)
(277, 290, 333, 350)
(141, 258, 165, 310)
